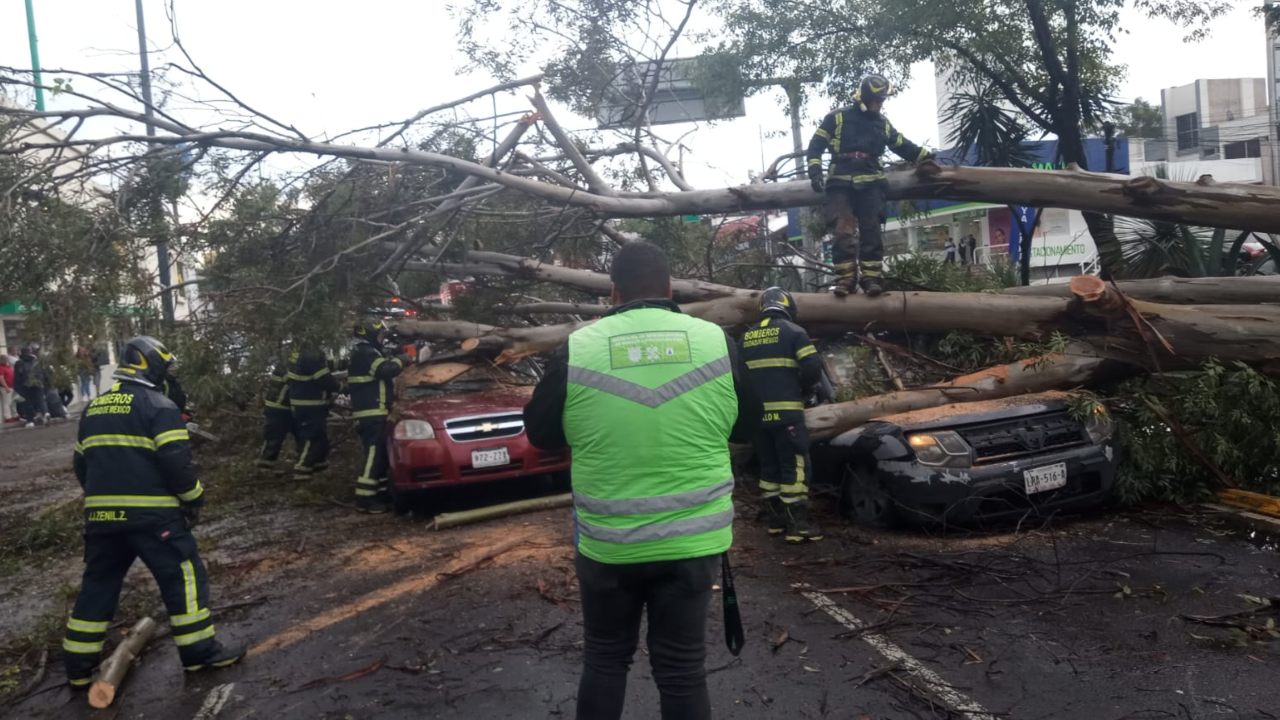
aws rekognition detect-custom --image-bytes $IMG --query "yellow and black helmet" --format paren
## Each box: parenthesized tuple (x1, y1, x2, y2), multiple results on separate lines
(759, 286, 797, 321)
(858, 74, 895, 104)
(118, 335, 176, 385)
(353, 318, 388, 344)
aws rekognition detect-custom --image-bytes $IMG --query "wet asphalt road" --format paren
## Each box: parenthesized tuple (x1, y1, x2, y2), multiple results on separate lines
(3, 421, 1280, 719)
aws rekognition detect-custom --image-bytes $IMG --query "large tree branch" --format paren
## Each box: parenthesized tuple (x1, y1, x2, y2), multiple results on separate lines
(528, 90, 615, 196)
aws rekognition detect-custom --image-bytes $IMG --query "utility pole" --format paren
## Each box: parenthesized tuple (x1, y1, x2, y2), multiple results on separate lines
(24, 0, 44, 111)
(135, 0, 175, 325)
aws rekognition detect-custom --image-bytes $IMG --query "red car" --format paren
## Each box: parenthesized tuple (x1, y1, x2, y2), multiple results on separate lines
(387, 362, 570, 512)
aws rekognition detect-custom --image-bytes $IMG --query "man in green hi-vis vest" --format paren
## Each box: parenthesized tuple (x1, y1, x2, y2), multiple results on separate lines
(525, 241, 761, 720)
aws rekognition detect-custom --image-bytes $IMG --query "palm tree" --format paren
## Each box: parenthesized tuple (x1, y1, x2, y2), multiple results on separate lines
(1113, 164, 1279, 278)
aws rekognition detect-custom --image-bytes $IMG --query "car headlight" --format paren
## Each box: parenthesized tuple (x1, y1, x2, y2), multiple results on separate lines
(394, 419, 435, 440)
(908, 431, 973, 467)
(1084, 406, 1115, 443)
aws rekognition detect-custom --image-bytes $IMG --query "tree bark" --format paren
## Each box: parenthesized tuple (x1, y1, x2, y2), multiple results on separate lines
(1005, 275, 1280, 305)
(11, 103, 1280, 233)
(393, 278, 1280, 369)
(88, 617, 157, 709)
(804, 350, 1112, 440)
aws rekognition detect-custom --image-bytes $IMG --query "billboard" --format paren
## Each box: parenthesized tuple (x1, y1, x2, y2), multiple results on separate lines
(596, 57, 746, 129)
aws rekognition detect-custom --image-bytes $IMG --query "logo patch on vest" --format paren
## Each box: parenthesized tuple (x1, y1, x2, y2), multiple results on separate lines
(609, 331, 692, 369)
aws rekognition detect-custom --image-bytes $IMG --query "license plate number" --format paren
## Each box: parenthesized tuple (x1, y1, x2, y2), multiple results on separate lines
(1023, 462, 1067, 494)
(471, 447, 510, 468)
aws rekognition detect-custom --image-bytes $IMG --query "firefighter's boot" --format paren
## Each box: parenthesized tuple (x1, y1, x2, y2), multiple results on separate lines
(760, 496, 787, 536)
(830, 262, 858, 297)
(183, 640, 246, 673)
(783, 501, 824, 544)
(859, 276, 884, 297)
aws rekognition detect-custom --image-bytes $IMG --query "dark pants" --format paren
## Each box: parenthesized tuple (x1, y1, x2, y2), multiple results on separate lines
(258, 408, 295, 465)
(291, 406, 330, 475)
(754, 421, 812, 505)
(18, 387, 47, 420)
(64, 523, 218, 682)
(354, 417, 389, 506)
(575, 553, 719, 720)
(824, 181, 887, 278)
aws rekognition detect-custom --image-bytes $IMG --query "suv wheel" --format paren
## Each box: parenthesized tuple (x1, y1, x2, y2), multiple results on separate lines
(840, 462, 898, 528)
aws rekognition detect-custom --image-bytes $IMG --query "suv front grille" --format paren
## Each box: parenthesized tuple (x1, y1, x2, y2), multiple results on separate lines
(959, 411, 1088, 464)
(444, 413, 525, 443)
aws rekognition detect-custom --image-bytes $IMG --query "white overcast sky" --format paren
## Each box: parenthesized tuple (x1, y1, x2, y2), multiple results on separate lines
(0, 0, 1270, 189)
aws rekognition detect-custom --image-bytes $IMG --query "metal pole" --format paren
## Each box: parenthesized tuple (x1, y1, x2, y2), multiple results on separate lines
(24, 0, 44, 111)
(134, 0, 175, 325)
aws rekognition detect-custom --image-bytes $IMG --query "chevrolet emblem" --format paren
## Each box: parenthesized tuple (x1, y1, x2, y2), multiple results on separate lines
(480, 422, 496, 433)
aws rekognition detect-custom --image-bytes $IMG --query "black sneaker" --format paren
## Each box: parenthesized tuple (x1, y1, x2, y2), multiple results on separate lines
(761, 497, 786, 536)
(859, 277, 883, 297)
(183, 641, 246, 673)
(783, 502, 824, 544)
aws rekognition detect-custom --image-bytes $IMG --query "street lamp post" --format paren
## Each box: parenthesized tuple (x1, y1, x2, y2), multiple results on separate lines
(24, 0, 44, 111)
(134, 0, 175, 326)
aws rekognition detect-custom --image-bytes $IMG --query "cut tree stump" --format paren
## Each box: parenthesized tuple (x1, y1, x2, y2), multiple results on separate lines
(88, 616, 157, 709)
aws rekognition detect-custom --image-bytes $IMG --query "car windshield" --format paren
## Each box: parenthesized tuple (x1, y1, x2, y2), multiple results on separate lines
(402, 360, 540, 398)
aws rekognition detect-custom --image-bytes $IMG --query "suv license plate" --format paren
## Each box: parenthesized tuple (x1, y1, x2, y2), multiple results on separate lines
(1024, 462, 1067, 494)
(471, 447, 510, 469)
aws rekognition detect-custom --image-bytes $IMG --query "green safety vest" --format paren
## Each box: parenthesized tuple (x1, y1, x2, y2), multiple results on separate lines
(564, 307, 739, 564)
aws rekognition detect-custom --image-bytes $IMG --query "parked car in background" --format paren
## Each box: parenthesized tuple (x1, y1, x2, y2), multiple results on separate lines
(387, 360, 570, 513)
(813, 391, 1117, 528)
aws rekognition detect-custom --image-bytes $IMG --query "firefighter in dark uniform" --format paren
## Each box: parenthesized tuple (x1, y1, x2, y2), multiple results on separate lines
(63, 336, 243, 688)
(287, 347, 340, 480)
(348, 320, 414, 513)
(256, 362, 294, 470)
(807, 74, 935, 297)
(739, 288, 828, 543)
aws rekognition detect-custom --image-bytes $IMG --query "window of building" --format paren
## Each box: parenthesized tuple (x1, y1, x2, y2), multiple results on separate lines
(1175, 112, 1199, 151)
(1224, 138, 1262, 159)
(883, 227, 910, 256)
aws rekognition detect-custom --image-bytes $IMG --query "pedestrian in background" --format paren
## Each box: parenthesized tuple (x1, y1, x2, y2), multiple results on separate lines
(76, 346, 95, 402)
(0, 355, 14, 424)
(525, 240, 760, 720)
(944, 236, 958, 264)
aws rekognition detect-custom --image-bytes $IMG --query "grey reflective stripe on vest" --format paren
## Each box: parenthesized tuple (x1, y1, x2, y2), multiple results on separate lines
(567, 356, 732, 409)
(576, 508, 735, 544)
(574, 477, 734, 516)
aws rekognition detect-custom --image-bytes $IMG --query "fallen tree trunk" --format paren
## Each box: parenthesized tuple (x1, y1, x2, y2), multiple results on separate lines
(1004, 275, 1280, 305)
(406, 251, 746, 302)
(12, 99, 1280, 233)
(804, 350, 1112, 440)
(432, 493, 573, 531)
(89, 616, 157, 709)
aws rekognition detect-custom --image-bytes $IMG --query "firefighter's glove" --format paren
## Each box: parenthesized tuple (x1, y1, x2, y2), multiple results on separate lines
(181, 504, 201, 529)
(808, 165, 825, 194)
(398, 352, 416, 367)
(919, 150, 937, 163)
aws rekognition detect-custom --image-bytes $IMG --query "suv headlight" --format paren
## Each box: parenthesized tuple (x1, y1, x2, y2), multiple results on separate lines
(908, 431, 973, 467)
(1084, 406, 1115, 443)
(394, 419, 435, 440)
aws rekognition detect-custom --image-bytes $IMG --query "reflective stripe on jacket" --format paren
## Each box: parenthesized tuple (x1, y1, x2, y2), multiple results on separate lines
(347, 341, 403, 419)
(806, 103, 928, 186)
(739, 315, 824, 425)
(73, 379, 202, 533)
(286, 349, 339, 409)
(563, 306, 739, 564)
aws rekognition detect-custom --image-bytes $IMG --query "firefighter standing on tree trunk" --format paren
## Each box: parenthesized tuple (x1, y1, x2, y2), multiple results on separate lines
(807, 74, 935, 297)
(347, 319, 413, 513)
(739, 288, 829, 543)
